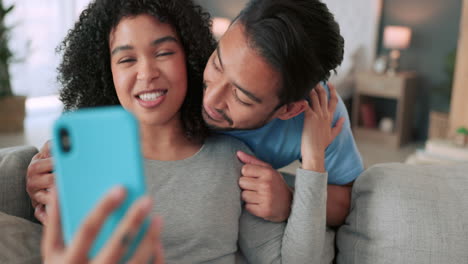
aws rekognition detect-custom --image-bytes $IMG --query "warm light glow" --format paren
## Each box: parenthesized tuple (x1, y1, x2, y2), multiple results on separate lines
(384, 26, 412, 50)
(212, 17, 231, 39)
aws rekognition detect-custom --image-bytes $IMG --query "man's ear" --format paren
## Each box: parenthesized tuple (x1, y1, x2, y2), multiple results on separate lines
(275, 100, 307, 120)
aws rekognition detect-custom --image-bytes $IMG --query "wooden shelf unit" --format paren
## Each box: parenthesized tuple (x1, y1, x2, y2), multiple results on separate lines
(352, 72, 418, 148)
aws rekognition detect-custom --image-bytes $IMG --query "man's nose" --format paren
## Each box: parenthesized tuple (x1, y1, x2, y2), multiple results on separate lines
(205, 81, 228, 110)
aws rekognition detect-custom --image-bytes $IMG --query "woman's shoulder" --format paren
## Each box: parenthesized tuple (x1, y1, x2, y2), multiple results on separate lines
(204, 134, 253, 156)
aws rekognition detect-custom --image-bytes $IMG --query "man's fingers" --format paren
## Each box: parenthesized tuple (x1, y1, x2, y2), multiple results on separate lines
(27, 158, 54, 192)
(27, 171, 54, 193)
(327, 83, 339, 114)
(316, 84, 328, 114)
(33, 189, 52, 206)
(67, 186, 127, 262)
(236, 151, 270, 167)
(28, 157, 54, 176)
(241, 164, 273, 179)
(331, 117, 345, 140)
(41, 190, 64, 258)
(239, 176, 259, 191)
(310, 89, 322, 114)
(95, 195, 153, 264)
(127, 216, 163, 264)
(35, 204, 47, 224)
(241, 190, 260, 204)
(38, 140, 52, 158)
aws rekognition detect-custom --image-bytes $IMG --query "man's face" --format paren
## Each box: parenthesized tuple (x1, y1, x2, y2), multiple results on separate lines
(202, 22, 283, 131)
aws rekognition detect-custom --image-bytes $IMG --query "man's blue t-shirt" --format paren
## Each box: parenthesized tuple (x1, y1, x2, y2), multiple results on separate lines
(221, 87, 364, 185)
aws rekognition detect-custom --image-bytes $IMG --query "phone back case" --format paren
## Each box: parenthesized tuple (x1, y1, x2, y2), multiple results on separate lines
(52, 106, 146, 258)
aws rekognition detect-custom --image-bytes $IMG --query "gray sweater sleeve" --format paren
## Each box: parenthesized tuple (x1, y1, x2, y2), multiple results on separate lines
(238, 168, 327, 263)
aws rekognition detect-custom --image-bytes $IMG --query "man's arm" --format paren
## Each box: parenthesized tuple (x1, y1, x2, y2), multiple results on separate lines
(237, 84, 354, 226)
(239, 84, 336, 262)
(319, 83, 362, 226)
(327, 182, 352, 227)
(239, 169, 328, 263)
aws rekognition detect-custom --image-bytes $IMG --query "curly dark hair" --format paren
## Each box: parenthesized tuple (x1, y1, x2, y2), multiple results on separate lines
(57, 0, 215, 141)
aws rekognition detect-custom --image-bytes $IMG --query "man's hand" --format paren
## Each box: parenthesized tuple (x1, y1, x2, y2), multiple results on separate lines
(301, 83, 344, 172)
(237, 151, 292, 222)
(26, 140, 55, 224)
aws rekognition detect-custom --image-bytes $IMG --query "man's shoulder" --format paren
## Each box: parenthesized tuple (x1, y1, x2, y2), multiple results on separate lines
(219, 116, 304, 169)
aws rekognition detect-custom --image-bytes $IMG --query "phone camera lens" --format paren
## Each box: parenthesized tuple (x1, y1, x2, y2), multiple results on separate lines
(59, 128, 72, 153)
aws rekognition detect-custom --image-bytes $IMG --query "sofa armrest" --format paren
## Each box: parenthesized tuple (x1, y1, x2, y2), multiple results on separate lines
(337, 162, 468, 264)
(0, 146, 38, 222)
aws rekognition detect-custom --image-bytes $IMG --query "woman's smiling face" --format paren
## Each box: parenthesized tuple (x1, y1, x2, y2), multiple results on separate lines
(109, 14, 188, 127)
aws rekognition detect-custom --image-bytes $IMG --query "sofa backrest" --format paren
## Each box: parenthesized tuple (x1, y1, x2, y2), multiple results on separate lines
(0, 146, 38, 222)
(337, 162, 468, 264)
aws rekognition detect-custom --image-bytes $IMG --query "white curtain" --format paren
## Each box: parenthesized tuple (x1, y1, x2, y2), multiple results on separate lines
(323, 0, 383, 99)
(5, 0, 91, 97)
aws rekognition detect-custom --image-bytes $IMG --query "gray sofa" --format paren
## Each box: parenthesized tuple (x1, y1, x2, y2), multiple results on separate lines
(0, 146, 42, 264)
(1, 146, 467, 264)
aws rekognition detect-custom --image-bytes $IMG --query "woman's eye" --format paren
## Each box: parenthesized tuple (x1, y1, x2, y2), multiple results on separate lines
(156, 51, 175, 57)
(118, 58, 135, 64)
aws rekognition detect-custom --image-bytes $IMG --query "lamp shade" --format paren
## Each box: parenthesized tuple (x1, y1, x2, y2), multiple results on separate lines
(384, 26, 412, 50)
(212, 17, 231, 39)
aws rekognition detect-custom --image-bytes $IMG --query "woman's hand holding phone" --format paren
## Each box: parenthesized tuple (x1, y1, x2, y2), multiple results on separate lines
(42, 186, 165, 264)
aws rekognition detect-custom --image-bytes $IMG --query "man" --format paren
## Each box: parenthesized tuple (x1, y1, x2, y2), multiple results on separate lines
(201, 0, 363, 226)
(27, 0, 363, 227)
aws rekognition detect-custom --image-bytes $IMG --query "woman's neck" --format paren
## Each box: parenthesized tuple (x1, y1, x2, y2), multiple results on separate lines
(139, 118, 202, 161)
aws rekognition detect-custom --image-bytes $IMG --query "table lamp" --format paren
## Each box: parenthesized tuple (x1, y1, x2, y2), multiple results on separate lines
(384, 26, 412, 75)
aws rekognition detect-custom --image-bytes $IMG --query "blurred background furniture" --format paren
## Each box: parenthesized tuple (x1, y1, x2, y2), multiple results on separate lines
(352, 71, 417, 148)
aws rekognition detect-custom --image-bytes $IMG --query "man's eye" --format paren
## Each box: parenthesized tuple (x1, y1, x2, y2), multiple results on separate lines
(233, 89, 252, 106)
(212, 57, 221, 71)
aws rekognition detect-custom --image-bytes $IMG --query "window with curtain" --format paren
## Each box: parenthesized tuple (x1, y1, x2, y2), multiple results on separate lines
(5, 0, 91, 97)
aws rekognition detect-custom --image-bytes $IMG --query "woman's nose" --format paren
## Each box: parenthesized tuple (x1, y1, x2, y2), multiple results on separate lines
(137, 60, 160, 82)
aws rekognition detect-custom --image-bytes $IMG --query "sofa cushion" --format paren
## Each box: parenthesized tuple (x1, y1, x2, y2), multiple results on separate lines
(0, 146, 38, 222)
(0, 212, 42, 264)
(337, 162, 468, 264)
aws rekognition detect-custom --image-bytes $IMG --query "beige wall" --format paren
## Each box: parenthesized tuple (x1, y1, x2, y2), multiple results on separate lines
(450, 0, 468, 133)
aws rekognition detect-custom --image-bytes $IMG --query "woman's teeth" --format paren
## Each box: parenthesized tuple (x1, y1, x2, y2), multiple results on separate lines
(138, 91, 166, 101)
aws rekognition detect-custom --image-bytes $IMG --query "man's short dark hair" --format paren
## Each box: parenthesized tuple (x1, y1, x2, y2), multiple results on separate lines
(236, 0, 344, 105)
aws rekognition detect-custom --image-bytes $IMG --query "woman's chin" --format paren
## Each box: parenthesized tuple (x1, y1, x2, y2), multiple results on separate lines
(136, 111, 181, 128)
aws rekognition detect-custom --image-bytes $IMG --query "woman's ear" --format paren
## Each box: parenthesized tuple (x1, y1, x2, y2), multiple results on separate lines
(275, 100, 307, 121)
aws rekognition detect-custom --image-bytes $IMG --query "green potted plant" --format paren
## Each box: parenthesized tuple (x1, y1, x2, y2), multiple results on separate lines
(0, 0, 26, 133)
(454, 127, 468, 147)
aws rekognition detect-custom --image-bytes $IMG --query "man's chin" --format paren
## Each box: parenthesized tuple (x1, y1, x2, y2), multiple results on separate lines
(203, 117, 269, 132)
(203, 118, 236, 132)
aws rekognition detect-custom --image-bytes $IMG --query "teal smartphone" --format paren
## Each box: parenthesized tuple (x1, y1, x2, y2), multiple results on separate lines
(51, 106, 147, 259)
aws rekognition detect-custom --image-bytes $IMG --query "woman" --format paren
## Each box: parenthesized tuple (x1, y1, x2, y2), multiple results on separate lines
(41, 0, 337, 263)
